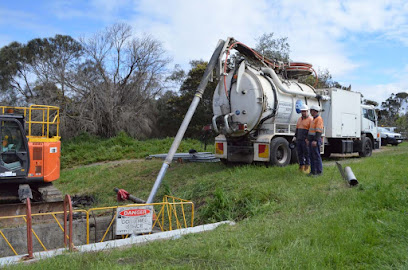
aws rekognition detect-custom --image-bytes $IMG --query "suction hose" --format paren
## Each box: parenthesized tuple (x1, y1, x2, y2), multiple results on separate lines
(261, 67, 330, 101)
(146, 39, 226, 203)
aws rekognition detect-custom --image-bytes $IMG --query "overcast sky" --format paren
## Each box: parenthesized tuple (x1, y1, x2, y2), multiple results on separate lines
(1, 0, 408, 104)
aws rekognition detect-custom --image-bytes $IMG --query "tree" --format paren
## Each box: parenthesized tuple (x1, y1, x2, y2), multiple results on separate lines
(0, 24, 171, 139)
(298, 68, 349, 89)
(363, 99, 379, 107)
(255, 33, 290, 62)
(380, 92, 408, 126)
(0, 41, 35, 102)
(157, 60, 217, 138)
(379, 92, 408, 126)
(77, 23, 171, 138)
(0, 36, 83, 106)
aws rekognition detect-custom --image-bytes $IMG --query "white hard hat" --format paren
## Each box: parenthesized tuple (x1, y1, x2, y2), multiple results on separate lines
(309, 105, 321, 111)
(300, 104, 309, 111)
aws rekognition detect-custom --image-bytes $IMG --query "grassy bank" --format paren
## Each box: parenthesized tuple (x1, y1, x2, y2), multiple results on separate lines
(8, 143, 408, 269)
(61, 132, 213, 169)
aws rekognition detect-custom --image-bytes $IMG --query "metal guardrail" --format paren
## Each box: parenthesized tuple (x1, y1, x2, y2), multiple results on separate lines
(86, 195, 194, 244)
(0, 195, 194, 259)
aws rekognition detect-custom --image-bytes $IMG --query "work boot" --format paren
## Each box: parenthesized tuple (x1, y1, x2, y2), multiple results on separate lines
(299, 165, 304, 172)
(303, 165, 311, 174)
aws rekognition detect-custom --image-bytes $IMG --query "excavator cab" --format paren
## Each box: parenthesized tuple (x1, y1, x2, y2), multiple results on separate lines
(0, 105, 61, 203)
(0, 115, 29, 179)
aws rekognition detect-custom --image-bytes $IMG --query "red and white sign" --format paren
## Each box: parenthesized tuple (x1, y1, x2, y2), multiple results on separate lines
(116, 206, 153, 235)
(119, 209, 151, 217)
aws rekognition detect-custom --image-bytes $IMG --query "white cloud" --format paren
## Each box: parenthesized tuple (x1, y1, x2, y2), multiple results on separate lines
(125, 0, 407, 78)
(129, 0, 270, 69)
(121, 0, 408, 104)
(50, 1, 87, 19)
(3, 0, 408, 105)
(354, 63, 408, 104)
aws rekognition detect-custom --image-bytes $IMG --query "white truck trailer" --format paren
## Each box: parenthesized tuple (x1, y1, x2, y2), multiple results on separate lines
(212, 38, 380, 166)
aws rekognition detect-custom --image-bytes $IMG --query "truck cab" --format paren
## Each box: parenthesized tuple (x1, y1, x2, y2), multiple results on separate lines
(361, 105, 380, 149)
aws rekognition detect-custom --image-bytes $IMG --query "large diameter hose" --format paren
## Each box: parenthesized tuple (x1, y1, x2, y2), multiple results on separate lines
(261, 67, 330, 101)
(146, 39, 226, 203)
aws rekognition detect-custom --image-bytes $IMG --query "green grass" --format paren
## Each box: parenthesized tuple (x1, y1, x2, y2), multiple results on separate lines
(61, 132, 214, 169)
(8, 143, 408, 269)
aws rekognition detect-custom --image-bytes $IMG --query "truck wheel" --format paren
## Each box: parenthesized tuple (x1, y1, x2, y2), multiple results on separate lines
(269, 137, 291, 167)
(359, 137, 372, 157)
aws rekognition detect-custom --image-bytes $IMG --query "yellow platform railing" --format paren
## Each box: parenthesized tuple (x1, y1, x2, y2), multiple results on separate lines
(0, 105, 60, 142)
(0, 196, 194, 257)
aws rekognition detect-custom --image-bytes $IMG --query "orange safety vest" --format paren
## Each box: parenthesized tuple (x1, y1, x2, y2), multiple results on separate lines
(296, 116, 313, 140)
(296, 116, 313, 130)
(308, 115, 324, 140)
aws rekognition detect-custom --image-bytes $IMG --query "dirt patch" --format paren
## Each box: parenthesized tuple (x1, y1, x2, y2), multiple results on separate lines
(65, 159, 146, 171)
(323, 147, 390, 167)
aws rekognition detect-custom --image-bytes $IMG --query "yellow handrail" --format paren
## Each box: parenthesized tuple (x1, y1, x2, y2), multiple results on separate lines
(0, 105, 60, 141)
(0, 196, 194, 256)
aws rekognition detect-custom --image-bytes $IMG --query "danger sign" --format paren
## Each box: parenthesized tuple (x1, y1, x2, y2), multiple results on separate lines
(115, 206, 153, 235)
(119, 209, 151, 217)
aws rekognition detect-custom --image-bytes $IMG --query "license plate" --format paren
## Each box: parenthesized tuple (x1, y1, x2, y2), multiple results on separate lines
(397, 140, 402, 143)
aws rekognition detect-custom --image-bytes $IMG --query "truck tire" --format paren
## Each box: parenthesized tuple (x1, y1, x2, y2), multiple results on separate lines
(269, 137, 291, 167)
(359, 136, 372, 157)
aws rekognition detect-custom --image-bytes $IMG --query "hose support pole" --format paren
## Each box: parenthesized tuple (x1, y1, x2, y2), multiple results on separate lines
(146, 39, 226, 203)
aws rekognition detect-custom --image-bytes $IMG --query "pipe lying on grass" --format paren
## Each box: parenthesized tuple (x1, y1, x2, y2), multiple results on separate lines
(335, 162, 359, 186)
(344, 166, 358, 186)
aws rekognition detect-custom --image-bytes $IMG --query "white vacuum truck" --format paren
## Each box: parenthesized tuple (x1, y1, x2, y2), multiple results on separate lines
(212, 38, 380, 166)
(146, 37, 380, 203)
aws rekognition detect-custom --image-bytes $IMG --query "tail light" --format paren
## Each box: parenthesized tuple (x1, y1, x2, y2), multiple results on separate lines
(238, 124, 248, 131)
(258, 144, 269, 158)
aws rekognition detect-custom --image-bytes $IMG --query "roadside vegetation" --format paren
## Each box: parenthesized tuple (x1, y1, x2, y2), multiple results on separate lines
(61, 132, 213, 169)
(6, 142, 408, 269)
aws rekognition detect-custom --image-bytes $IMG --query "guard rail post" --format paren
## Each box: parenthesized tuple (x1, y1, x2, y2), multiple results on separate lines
(24, 198, 34, 260)
(64, 195, 74, 251)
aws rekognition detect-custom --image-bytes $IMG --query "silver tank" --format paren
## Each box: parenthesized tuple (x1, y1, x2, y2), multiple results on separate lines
(212, 61, 320, 137)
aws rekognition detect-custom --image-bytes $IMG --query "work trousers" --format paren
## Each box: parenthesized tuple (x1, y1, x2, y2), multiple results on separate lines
(296, 139, 310, 166)
(309, 140, 323, 175)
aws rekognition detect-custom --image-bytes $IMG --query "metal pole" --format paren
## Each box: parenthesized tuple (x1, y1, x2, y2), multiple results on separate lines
(26, 198, 34, 259)
(146, 39, 226, 203)
(64, 195, 73, 251)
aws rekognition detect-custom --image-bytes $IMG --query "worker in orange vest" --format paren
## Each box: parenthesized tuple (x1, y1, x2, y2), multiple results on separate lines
(307, 105, 324, 176)
(293, 104, 313, 173)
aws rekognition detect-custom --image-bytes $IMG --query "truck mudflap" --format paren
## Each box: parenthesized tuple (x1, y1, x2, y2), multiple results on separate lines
(374, 140, 380, 149)
(253, 134, 274, 162)
(227, 145, 253, 163)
